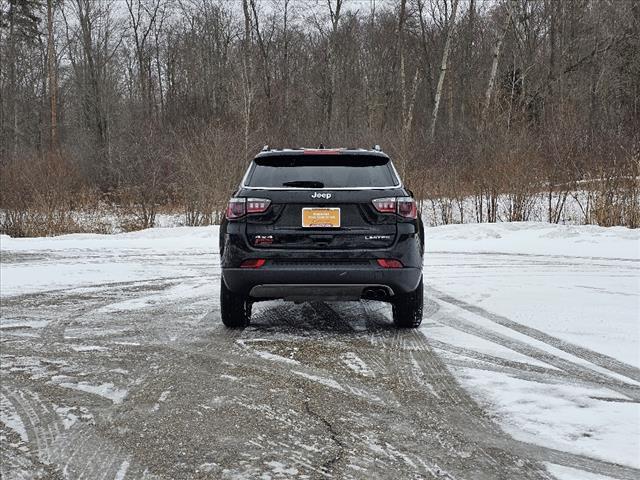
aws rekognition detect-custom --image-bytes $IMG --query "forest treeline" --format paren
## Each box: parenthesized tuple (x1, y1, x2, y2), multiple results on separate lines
(1, 0, 638, 236)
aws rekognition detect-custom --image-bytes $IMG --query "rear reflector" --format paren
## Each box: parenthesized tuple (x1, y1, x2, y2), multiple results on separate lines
(377, 259, 403, 269)
(240, 259, 266, 268)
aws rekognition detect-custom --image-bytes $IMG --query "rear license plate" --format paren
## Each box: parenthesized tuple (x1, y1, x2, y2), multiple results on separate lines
(302, 208, 341, 228)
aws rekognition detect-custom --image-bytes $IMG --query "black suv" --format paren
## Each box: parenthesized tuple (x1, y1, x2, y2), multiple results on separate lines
(219, 147, 424, 328)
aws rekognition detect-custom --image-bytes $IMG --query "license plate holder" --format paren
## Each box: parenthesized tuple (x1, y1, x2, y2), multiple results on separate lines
(302, 208, 341, 228)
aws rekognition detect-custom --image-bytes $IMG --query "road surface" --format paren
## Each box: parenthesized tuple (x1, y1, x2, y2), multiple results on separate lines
(1, 226, 638, 479)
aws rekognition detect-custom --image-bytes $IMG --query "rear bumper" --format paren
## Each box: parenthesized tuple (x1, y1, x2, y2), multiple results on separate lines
(222, 266, 422, 299)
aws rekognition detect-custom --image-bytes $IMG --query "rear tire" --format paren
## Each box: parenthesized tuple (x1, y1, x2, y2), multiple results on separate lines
(220, 281, 251, 328)
(392, 277, 423, 328)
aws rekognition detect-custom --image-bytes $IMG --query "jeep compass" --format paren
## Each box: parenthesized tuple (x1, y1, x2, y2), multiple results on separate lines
(219, 147, 424, 328)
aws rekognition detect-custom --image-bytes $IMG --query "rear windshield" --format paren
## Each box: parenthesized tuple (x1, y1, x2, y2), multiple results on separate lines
(245, 155, 398, 188)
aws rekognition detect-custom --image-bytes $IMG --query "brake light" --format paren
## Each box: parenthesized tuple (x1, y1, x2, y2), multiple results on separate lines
(377, 259, 403, 268)
(240, 259, 266, 268)
(303, 149, 340, 155)
(372, 197, 417, 219)
(225, 198, 271, 219)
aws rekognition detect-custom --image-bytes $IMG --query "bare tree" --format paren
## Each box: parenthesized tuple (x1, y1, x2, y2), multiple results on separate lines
(323, 0, 343, 141)
(46, 0, 57, 152)
(2, 0, 639, 233)
(480, 0, 514, 129)
(429, 0, 459, 141)
(125, 0, 163, 118)
(241, 0, 255, 157)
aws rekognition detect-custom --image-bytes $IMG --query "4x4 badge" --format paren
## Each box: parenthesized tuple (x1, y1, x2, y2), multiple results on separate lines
(311, 192, 332, 199)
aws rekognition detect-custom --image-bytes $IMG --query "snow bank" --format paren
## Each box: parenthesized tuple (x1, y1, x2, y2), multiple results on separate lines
(0, 227, 219, 297)
(0, 225, 218, 252)
(426, 222, 639, 259)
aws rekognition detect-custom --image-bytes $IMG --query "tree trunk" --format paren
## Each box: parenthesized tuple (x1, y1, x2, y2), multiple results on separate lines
(460, 0, 475, 121)
(8, 1, 18, 158)
(47, 0, 58, 153)
(481, 0, 514, 129)
(241, 0, 253, 157)
(281, 0, 290, 137)
(76, 0, 107, 150)
(429, 0, 459, 141)
(325, 0, 342, 142)
(249, 0, 272, 119)
(380, 0, 407, 133)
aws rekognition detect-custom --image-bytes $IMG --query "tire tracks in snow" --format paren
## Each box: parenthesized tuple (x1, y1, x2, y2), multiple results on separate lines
(431, 287, 640, 383)
(427, 290, 640, 401)
(0, 384, 152, 480)
(359, 307, 553, 479)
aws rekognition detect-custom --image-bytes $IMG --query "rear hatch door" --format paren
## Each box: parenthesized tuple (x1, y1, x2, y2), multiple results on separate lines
(240, 153, 403, 250)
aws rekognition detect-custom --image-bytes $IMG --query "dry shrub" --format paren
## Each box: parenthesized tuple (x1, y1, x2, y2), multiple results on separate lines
(571, 146, 639, 228)
(175, 125, 248, 226)
(0, 153, 107, 237)
(498, 144, 544, 222)
(587, 169, 639, 229)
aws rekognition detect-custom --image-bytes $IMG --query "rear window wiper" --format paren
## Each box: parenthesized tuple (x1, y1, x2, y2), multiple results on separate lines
(282, 180, 325, 188)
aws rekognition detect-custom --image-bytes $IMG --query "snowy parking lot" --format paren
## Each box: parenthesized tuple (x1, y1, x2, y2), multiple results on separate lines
(1, 222, 638, 479)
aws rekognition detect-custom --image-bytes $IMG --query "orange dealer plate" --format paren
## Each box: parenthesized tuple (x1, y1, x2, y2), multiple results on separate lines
(301, 208, 341, 228)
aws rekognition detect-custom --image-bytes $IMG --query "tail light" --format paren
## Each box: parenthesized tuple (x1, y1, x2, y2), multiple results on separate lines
(372, 197, 396, 213)
(372, 197, 418, 219)
(246, 198, 271, 213)
(240, 259, 266, 268)
(377, 259, 403, 268)
(225, 198, 271, 219)
(396, 197, 417, 219)
(226, 198, 246, 219)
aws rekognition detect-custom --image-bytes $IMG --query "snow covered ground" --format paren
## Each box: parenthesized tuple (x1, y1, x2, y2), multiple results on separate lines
(1, 222, 638, 479)
(423, 222, 640, 478)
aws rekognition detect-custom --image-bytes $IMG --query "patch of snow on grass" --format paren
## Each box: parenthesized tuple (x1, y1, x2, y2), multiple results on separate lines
(545, 463, 618, 480)
(341, 352, 375, 377)
(265, 460, 299, 476)
(253, 350, 300, 365)
(0, 319, 49, 329)
(71, 345, 109, 352)
(56, 381, 128, 405)
(150, 389, 171, 412)
(0, 394, 28, 441)
(114, 459, 131, 480)
(54, 405, 94, 430)
(236, 339, 300, 365)
(292, 371, 344, 392)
